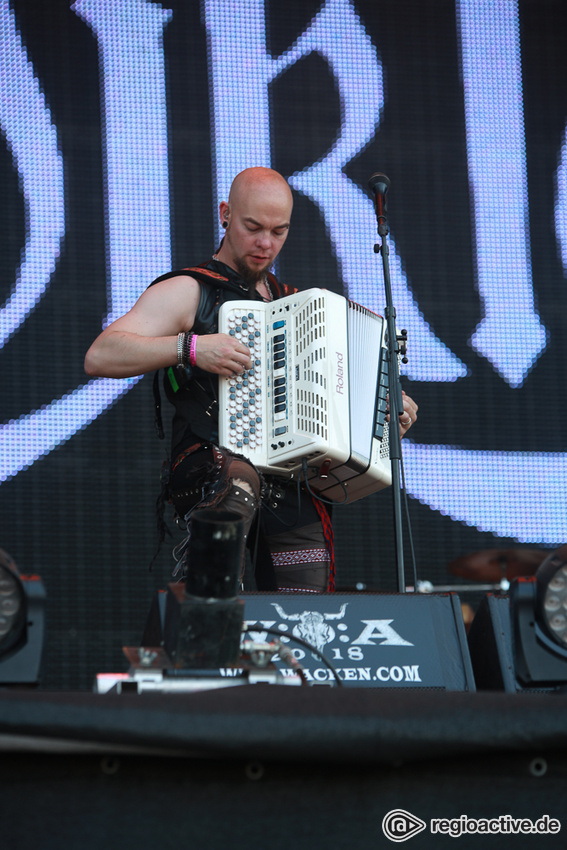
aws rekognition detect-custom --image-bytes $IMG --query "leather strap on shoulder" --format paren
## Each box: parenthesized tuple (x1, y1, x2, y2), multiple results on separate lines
(267, 272, 297, 299)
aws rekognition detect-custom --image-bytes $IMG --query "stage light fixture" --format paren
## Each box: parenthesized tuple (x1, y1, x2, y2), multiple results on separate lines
(511, 544, 567, 689)
(0, 551, 27, 655)
(0, 548, 45, 684)
(536, 550, 567, 650)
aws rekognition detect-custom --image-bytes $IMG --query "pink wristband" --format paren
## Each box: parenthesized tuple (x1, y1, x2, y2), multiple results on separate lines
(189, 333, 198, 366)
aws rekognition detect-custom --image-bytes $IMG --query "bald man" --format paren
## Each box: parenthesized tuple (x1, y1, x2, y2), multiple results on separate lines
(85, 167, 417, 592)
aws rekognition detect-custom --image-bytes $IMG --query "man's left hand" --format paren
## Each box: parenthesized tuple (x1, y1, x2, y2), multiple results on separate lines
(399, 391, 418, 438)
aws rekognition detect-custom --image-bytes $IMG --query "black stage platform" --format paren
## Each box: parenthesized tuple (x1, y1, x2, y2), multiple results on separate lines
(0, 687, 565, 849)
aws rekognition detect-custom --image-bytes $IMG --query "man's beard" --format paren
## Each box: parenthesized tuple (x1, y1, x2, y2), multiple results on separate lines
(234, 256, 270, 298)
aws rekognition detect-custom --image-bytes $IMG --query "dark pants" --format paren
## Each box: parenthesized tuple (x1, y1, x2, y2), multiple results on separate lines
(169, 443, 330, 592)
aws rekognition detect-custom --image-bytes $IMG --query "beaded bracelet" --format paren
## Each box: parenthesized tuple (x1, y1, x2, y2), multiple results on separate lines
(177, 332, 198, 368)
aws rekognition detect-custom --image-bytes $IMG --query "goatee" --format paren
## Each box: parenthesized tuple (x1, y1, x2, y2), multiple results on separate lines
(234, 257, 269, 299)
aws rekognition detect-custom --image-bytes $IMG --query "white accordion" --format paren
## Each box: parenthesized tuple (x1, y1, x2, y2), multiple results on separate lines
(219, 288, 392, 504)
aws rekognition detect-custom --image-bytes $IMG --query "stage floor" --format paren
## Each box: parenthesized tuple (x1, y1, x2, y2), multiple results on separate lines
(0, 687, 565, 849)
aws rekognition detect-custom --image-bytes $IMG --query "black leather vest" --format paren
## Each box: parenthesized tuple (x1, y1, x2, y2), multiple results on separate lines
(151, 260, 294, 457)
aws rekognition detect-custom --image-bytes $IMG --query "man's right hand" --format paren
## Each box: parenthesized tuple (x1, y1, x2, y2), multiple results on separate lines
(193, 333, 252, 377)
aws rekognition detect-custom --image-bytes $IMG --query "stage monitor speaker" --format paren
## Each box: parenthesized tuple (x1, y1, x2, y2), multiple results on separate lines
(467, 594, 517, 692)
(142, 591, 476, 691)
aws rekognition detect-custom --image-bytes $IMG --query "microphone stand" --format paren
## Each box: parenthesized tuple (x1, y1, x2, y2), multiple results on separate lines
(369, 174, 408, 593)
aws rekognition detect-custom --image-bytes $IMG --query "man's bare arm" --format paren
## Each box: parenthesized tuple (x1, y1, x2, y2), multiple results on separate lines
(84, 274, 251, 379)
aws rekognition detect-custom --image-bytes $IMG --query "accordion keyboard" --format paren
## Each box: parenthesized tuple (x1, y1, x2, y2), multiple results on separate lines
(224, 307, 267, 455)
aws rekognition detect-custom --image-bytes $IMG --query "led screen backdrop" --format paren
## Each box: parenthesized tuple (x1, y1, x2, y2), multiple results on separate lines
(1, 0, 566, 689)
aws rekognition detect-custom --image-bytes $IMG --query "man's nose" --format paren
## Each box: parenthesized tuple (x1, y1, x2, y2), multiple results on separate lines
(255, 231, 271, 249)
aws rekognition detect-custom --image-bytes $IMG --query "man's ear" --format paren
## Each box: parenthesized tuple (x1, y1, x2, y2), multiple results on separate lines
(219, 200, 230, 226)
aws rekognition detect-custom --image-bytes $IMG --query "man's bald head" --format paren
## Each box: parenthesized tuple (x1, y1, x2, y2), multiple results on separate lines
(216, 168, 293, 284)
(228, 167, 293, 213)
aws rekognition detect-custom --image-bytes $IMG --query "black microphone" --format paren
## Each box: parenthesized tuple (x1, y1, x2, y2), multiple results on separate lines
(368, 172, 390, 219)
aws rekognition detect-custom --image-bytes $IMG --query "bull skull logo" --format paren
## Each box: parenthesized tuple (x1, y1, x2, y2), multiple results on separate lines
(271, 602, 349, 656)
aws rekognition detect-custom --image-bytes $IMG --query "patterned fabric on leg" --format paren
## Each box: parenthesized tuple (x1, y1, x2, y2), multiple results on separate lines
(264, 521, 330, 592)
